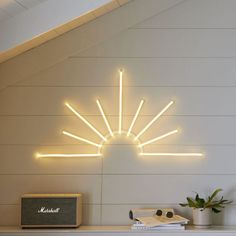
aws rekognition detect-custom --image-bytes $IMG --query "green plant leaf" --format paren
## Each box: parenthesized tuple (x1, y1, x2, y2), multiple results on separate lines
(205, 189, 222, 207)
(196, 197, 205, 208)
(187, 197, 197, 208)
(195, 194, 199, 201)
(212, 208, 221, 213)
(210, 189, 222, 201)
(180, 189, 232, 213)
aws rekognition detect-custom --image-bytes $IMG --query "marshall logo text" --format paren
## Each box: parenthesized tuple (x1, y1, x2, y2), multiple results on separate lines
(37, 207, 60, 214)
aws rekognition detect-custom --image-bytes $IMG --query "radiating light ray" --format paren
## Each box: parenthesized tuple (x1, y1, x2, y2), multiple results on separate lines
(36, 153, 102, 158)
(127, 100, 144, 137)
(62, 130, 101, 148)
(139, 129, 178, 148)
(140, 153, 203, 157)
(134, 101, 174, 140)
(96, 99, 113, 137)
(65, 102, 106, 141)
(119, 69, 123, 134)
(36, 71, 203, 159)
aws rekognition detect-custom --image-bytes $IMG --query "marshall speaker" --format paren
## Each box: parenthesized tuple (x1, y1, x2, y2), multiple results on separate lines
(21, 193, 82, 228)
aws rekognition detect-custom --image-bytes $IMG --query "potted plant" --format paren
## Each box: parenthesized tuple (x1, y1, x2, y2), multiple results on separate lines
(180, 188, 232, 228)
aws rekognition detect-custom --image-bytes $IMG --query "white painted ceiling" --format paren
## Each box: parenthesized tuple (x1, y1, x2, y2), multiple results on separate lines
(0, 0, 131, 63)
(0, 0, 47, 22)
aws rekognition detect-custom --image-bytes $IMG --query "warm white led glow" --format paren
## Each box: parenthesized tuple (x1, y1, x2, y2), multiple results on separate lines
(127, 100, 144, 137)
(65, 102, 106, 141)
(96, 99, 113, 137)
(139, 130, 178, 147)
(36, 70, 203, 159)
(62, 130, 101, 148)
(36, 153, 102, 158)
(119, 69, 123, 134)
(134, 101, 174, 140)
(140, 153, 203, 157)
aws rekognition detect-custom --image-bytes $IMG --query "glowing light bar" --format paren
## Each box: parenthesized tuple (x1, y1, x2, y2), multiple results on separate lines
(139, 129, 178, 147)
(62, 130, 101, 148)
(140, 153, 203, 157)
(127, 100, 144, 137)
(119, 69, 123, 134)
(35, 71, 204, 160)
(36, 153, 102, 158)
(96, 99, 113, 137)
(135, 101, 174, 140)
(65, 102, 106, 141)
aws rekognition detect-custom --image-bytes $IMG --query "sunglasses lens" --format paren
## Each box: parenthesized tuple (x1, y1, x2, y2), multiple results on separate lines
(166, 211, 174, 218)
(156, 209, 163, 216)
(129, 210, 133, 220)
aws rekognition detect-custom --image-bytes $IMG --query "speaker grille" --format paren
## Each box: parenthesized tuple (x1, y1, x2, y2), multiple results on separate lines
(21, 197, 77, 226)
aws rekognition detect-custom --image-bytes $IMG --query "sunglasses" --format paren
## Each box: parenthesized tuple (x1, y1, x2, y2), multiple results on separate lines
(156, 209, 174, 218)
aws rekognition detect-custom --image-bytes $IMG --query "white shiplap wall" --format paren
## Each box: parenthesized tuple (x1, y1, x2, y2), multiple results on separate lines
(0, 0, 236, 226)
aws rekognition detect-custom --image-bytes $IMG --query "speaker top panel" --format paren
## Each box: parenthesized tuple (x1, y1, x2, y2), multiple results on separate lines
(22, 193, 82, 198)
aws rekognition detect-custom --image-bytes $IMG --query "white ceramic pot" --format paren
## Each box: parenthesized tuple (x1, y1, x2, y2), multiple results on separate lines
(192, 208, 212, 228)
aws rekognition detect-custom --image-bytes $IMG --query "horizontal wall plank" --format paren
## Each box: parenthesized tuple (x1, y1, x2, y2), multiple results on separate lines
(82, 204, 101, 226)
(0, 175, 101, 204)
(0, 145, 236, 175)
(102, 146, 236, 175)
(0, 204, 100, 226)
(79, 29, 236, 57)
(0, 116, 235, 145)
(136, 0, 236, 29)
(0, 205, 19, 226)
(102, 175, 236, 204)
(0, 116, 109, 145)
(0, 145, 101, 174)
(17, 58, 236, 87)
(102, 204, 236, 225)
(2, 86, 236, 116)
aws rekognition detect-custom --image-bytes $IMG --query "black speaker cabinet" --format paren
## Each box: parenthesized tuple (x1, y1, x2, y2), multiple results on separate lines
(21, 194, 82, 228)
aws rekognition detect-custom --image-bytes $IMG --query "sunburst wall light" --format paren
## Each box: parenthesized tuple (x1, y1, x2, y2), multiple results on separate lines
(36, 70, 203, 159)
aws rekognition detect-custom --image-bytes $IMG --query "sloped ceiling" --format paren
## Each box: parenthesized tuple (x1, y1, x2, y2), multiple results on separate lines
(0, 0, 130, 63)
(0, 0, 47, 22)
(0, 0, 184, 91)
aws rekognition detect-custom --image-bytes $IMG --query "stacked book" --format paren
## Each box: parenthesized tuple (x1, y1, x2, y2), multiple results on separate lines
(131, 215, 189, 231)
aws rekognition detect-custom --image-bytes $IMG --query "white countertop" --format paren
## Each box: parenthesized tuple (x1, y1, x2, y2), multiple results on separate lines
(1, 225, 236, 233)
